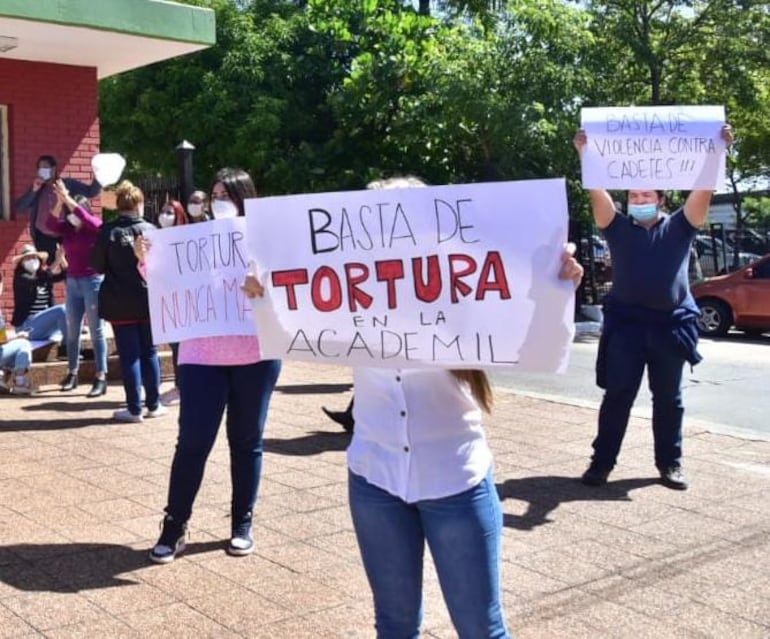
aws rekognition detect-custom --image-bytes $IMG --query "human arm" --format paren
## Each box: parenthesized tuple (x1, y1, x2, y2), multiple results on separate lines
(64, 176, 102, 200)
(573, 129, 616, 229)
(54, 179, 102, 231)
(683, 124, 734, 229)
(49, 245, 68, 277)
(14, 177, 44, 213)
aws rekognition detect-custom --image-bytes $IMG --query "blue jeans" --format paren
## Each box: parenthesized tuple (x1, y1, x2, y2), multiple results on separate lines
(594, 323, 685, 470)
(111, 322, 160, 416)
(164, 360, 281, 528)
(0, 339, 32, 373)
(20, 304, 67, 342)
(349, 470, 509, 639)
(66, 275, 107, 374)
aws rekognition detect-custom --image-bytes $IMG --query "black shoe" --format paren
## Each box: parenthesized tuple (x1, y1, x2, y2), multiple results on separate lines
(60, 373, 78, 392)
(322, 406, 354, 433)
(86, 379, 107, 398)
(581, 462, 611, 487)
(659, 465, 688, 490)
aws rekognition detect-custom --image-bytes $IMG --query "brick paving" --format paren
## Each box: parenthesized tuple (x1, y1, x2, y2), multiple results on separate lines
(1, 360, 769, 638)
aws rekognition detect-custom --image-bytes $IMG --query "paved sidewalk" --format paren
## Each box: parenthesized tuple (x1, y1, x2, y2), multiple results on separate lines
(1, 361, 769, 638)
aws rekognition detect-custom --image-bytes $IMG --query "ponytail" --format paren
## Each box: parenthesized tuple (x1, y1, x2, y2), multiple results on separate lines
(450, 370, 493, 413)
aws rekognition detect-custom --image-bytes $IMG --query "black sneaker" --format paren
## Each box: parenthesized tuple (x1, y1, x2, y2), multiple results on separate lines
(581, 463, 611, 487)
(149, 515, 187, 564)
(659, 465, 688, 490)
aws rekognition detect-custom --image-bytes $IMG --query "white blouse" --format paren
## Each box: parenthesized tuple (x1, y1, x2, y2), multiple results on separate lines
(347, 367, 493, 503)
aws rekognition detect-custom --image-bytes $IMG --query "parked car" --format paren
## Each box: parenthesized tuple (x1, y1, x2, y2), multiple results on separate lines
(693, 235, 761, 277)
(691, 253, 770, 336)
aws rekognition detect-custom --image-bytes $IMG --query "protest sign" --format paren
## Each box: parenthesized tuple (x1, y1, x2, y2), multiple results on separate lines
(245, 179, 576, 371)
(145, 218, 255, 345)
(580, 105, 726, 189)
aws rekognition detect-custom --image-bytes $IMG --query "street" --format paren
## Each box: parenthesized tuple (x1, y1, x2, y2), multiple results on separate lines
(493, 331, 770, 441)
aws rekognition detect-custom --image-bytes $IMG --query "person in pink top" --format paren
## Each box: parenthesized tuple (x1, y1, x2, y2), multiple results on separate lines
(145, 168, 282, 564)
(48, 180, 108, 397)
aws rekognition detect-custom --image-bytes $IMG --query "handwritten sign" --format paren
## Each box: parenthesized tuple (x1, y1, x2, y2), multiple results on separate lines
(580, 105, 726, 189)
(245, 179, 576, 371)
(145, 218, 255, 344)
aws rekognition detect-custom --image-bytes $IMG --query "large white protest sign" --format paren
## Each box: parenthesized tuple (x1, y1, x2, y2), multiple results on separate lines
(145, 218, 255, 345)
(246, 179, 575, 371)
(580, 105, 726, 190)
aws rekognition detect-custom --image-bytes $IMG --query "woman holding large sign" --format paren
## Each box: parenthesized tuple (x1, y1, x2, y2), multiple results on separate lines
(242, 175, 584, 638)
(146, 168, 282, 564)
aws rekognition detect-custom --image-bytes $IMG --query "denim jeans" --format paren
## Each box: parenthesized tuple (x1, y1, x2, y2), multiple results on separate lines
(65, 275, 107, 374)
(0, 339, 32, 373)
(20, 304, 67, 342)
(594, 322, 685, 470)
(164, 359, 281, 528)
(111, 322, 160, 416)
(349, 470, 509, 639)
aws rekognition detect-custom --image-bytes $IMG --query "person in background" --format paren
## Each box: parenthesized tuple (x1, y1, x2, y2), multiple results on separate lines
(156, 199, 187, 406)
(574, 124, 733, 491)
(91, 180, 165, 423)
(243, 175, 585, 639)
(47, 180, 108, 397)
(15, 155, 102, 262)
(0, 272, 35, 395)
(157, 200, 187, 229)
(185, 190, 210, 223)
(11, 244, 68, 346)
(144, 168, 281, 564)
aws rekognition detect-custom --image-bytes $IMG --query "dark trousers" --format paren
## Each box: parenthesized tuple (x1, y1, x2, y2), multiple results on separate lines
(593, 323, 685, 470)
(112, 322, 160, 416)
(164, 360, 281, 528)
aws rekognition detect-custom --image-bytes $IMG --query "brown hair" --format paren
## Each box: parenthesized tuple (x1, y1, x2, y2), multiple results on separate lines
(115, 180, 144, 212)
(450, 370, 493, 413)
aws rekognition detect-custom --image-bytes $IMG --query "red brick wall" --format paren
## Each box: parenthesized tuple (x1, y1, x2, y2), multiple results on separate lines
(0, 59, 100, 319)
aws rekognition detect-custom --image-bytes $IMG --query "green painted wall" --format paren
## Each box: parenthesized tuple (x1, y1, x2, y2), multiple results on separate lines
(0, 0, 215, 45)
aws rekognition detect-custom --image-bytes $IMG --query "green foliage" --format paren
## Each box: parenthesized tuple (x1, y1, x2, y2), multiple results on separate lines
(744, 197, 770, 227)
(99, 0, 770, 224)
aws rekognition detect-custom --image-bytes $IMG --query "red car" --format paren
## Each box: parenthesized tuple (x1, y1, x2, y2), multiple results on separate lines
(692, 253, 770, 336)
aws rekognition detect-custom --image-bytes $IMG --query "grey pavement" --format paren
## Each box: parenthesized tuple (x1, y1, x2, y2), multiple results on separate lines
(1, 360, 770, 638)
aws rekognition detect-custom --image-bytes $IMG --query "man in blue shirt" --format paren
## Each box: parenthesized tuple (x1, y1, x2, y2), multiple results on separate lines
(574, 124, 733, 490)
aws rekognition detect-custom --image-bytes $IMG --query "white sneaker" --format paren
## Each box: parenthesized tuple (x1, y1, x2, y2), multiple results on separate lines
(113, 408, 143, 423)
(146, 405, 169, 418)
(12, 375, 33, 395)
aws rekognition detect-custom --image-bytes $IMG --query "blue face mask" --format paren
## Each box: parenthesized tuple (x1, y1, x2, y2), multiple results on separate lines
(628, 203, 658, 222)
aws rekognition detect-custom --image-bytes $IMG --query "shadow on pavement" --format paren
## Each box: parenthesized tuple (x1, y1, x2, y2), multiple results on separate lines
(0, 541, 223, 592)
(497, 475, 659, 530)
(0, 416, 118, 431)
(275, 383, 352, 395)
(264, 430, 351, 456)
(20, 400, 123, 412)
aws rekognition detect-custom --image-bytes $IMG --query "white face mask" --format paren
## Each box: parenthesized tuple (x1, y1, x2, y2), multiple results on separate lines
(23, 258, 40, 274)
(158, 212, 176, 228)
(38, 167, 53, 181)
(66, 213, 83, 229)
(187, 202, 204, 218)
(211, 199, 239, 219)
